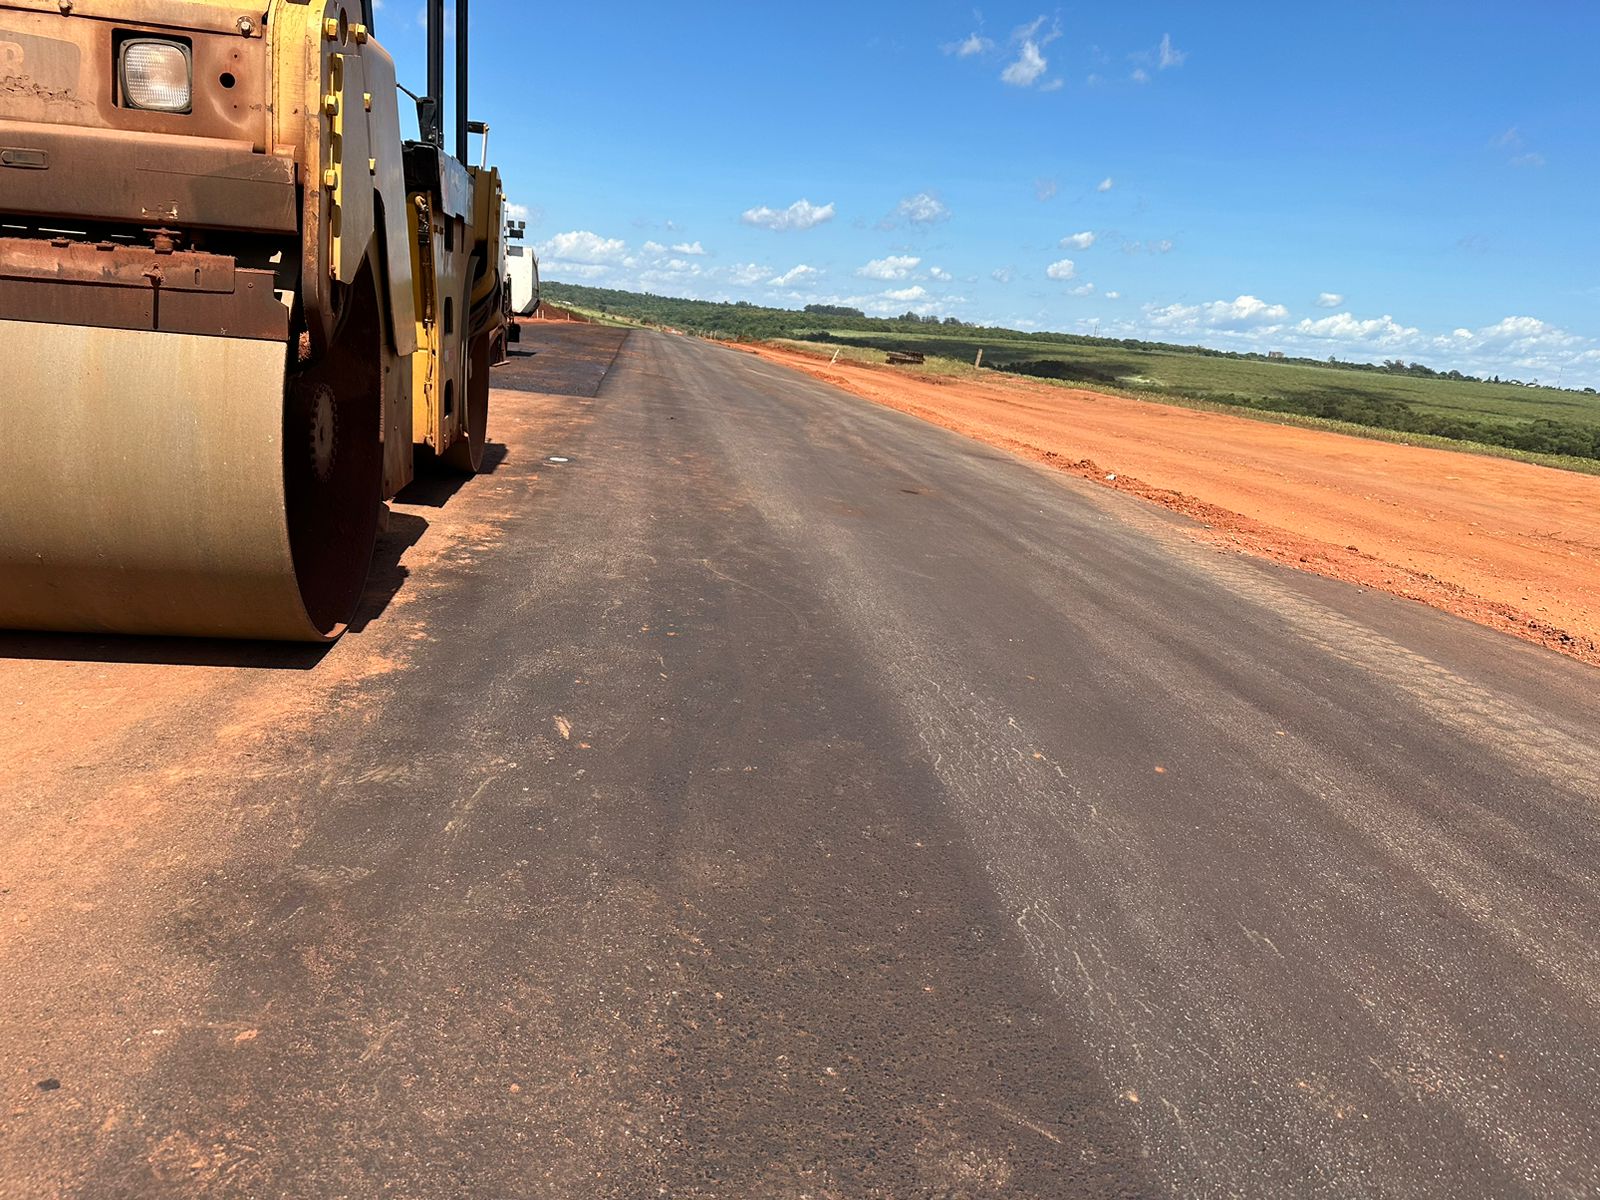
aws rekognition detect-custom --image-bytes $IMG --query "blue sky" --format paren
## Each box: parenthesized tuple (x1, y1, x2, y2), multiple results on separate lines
(374, 2, 1599, 386)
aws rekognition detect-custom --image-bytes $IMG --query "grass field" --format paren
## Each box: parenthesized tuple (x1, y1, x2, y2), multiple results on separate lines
(540, 282, 1600, 468)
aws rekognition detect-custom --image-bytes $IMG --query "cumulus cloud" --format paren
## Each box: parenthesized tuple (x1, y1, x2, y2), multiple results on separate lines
(1111, 291, 1598, 386)
(894, 192, 951, 225)
(545, 263, 609, 280)
(1069, 282, 1096, 296)
(928, 266, 954, 281)
(768, 264, 820, 287)
(1295, 312, 1420, 345)
(741, 199, 836, 232)
(1146, 294, 1289, 331)
(671, 241, 707, 256)
(1001, 16, 1060, 88)
(726, 263, 770, 286)
(992, 266, 1015, 284)
(1062, 231, 1097, 250)
(1045, 258, 1078, 280)
(1447, 317, 1598, 383)
(505, 202, 533, 222)
(859, 255, 922, 281)
(1472, 315, 1585, 350)
(882, 285, 929, 302)
(1316, 292, 1344, 308)
(1097, 177, 1114, 192)
(538, 230, 627, 264)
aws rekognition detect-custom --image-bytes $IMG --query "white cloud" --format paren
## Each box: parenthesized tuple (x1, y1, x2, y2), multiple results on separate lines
(1035, 178, 1059, 202)
(1472, 315, 1585, 350)
(859, 255, 922, 281)
(1001, 16, 1060, 88)
(1158, 33, 1186, 69)
(1003, 40, 1048, 86)
(741, 199, 836, 232)
(1295, 312, 1420, 345)
(671, 241, 707, 256)
(1045, 258, 1078, 280)
(1069, 283, 1096, 296)
(950, 32, 992, 56)
(545, 263, 609, 280)
(992, 266, 1015, 284)
(1131, 67, 1150, 84)
(1316, 292, 1343, 308)
(928, 266, 953, 281)
(1097, 177, 1114, 192)
(768, 264, 820, 287)
(894, 192, 951, 225)
(1147, 239, 1174, 254)
(1145, 294, 1289, 332)
(538, 230, 627, 264)
(882, 285, 929, 303)
(642, 240, 667, 254)
(1062, 231, 1097, 250)
(726, 263, 770, 286)
(1102, 292, 1600, 386)
(505, 202, 531, 221)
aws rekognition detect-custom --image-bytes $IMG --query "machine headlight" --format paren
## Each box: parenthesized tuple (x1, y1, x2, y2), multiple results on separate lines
(120, 39, 192, 113)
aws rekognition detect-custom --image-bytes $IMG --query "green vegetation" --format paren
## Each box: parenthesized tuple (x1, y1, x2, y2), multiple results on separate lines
(541, 281, 1600, 467)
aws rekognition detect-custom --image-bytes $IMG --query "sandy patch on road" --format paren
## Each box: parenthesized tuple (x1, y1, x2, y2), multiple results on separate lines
(740, 343, 1600, 667)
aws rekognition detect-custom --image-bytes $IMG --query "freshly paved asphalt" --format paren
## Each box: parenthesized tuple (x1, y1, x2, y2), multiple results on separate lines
(2, 324, 1597, 1198)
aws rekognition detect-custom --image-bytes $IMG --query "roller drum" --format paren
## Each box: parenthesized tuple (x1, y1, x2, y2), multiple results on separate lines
(0, 320, 381, 642)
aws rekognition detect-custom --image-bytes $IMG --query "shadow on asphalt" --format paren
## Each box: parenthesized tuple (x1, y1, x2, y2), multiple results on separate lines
(347, 510, 430, 634)
(0, 630, 331, 670)
(394, 442, 509, 508)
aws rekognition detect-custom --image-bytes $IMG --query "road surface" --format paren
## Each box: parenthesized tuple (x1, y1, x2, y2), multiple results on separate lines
(2, 325, 1597, 1198)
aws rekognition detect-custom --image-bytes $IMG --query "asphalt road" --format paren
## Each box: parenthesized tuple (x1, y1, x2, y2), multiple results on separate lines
(2, 324, 1597, 1199)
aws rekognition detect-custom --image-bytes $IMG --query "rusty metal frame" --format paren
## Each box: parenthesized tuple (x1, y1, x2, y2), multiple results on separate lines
(0, 235, 287, 340)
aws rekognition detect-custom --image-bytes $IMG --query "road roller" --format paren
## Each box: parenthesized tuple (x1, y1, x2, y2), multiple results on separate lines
(0, 0, 508, 640)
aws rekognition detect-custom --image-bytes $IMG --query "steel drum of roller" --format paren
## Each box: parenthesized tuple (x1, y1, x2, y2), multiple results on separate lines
(0, 317, 382, 642)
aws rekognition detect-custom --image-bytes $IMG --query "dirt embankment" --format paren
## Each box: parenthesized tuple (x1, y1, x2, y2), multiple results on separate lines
(739, 343, 1600, 667)
(527, 304, 592, 323)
